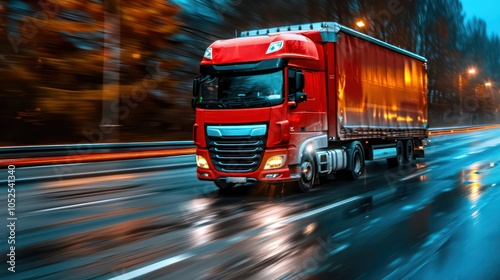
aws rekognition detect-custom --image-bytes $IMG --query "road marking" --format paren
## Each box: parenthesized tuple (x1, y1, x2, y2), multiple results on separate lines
(453, 154, 468, 159)
(273, 196, 363, 226)
(108, 253, 194, 280)
(33, 193, 153, 213)
(400, 169, 432, 181)
(453, 149, 486, 160)
(328, 243, 350, 255)
(467, 149, 485, 155)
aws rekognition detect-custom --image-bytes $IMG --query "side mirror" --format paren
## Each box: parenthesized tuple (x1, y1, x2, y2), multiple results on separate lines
(296, 92, 307, 103)
(295, 72, 306, 104)
(192, 79, 200, 110)
(295, 72, 304, 91)
(192, 79, 200, 97)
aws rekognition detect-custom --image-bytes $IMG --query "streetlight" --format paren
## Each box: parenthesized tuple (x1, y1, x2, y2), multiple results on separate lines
(356, 20, 365, 28)
(458, 68, 477, 117)
(485, 82, 492, 87)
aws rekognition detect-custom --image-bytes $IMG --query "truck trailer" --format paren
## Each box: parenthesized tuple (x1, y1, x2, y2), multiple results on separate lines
(192, 22, 428, 192)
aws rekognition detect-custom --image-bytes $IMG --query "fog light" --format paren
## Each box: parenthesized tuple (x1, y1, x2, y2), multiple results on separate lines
(264, 155, 286, 169)
(265, 173, 280, 178)
(201, 173, 210, 177)
(196, 155, 209, 169)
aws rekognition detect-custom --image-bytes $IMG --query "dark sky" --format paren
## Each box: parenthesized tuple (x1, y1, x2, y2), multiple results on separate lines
(461, 0, 500, 36)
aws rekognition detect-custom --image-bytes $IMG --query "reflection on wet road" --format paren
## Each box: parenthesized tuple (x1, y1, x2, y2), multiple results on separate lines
(3, 128, 500, 279)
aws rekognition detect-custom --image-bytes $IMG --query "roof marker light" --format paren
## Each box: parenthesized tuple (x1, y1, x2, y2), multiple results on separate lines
(204, 47, 212, 59)
(266, 41, 284, 54)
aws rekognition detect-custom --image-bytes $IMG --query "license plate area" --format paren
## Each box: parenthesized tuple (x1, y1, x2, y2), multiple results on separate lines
(226, 177, 247, 184)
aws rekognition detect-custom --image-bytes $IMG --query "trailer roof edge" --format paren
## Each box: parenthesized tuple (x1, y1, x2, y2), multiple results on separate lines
(239, 22, 427, 63)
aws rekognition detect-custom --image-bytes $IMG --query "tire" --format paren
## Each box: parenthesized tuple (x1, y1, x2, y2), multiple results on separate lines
(404, 139, 414, 164)
(337, 142, 365, 180)
(298, 153, 316, 192)
(387, 140, 406, 167)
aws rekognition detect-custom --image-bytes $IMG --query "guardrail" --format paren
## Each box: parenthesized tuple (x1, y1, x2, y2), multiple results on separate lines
(0, 141, 195, 159)
(428, 124, 500, 136)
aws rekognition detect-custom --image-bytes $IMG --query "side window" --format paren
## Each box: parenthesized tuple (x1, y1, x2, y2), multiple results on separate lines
(288, 68, 297, 101)
(201, 76, 218, 100)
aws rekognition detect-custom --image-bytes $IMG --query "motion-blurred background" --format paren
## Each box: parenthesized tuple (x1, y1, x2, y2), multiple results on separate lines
(1, 0, 499, 146)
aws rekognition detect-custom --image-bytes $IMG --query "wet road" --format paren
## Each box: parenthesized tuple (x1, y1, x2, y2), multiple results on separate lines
(2, 128, 500, 279)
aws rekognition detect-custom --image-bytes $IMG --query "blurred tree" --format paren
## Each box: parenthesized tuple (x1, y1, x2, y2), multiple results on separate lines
(407, 0, 465, 125)
(484, 35, 500, 82)
(354, 0, 393, 40)
(461, 17, 488, 70)
(460, 17, 496, 121)
(17, 0, 180, 87)
(375, 0, 420, 52)
(0, 1, 7, 59)
(0, 0, 184, 145)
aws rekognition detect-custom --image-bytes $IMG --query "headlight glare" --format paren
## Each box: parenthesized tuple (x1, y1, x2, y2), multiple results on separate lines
(196, 155, 209, 169)
(264, 155, 286, 169)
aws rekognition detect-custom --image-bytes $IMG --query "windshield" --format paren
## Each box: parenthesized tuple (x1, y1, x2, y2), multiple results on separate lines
(196, 70, 284, 109)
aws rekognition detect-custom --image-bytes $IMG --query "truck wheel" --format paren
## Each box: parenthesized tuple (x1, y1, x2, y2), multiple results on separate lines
(346, 143, 365, 179)
(387, 140, 405, 167)
(404, 139, 414, 163)
(298, 153, 316, 192)
(337, 143, 365, 179)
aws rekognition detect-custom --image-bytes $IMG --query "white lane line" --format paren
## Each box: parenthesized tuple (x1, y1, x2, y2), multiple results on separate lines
(268, 196, 363, 228)
(108, 253, 194, 280)
(33, 193, 153, 213)
(328, 243, 351, 255)
(467, 149, 485, 155)
(453, 154, 468, 159)
(452, 149, 486, 160)
(400, 169, 432, 181)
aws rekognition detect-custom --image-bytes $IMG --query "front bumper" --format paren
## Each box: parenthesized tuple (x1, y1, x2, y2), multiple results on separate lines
(196, 148, 299, 183)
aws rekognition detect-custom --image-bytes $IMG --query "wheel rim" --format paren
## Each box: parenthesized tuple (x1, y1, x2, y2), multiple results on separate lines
(299, 157, 315, 191)
(406, 140, 413, 161)
(396, 141, 404, 164)
(353, 151, 362, 174)
(301, 161, 313, 181)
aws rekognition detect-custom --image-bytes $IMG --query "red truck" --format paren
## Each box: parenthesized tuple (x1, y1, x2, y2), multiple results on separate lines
(192, 22, 428, 192)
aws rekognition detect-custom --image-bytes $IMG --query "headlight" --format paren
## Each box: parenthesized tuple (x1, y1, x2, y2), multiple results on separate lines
(264, 155, 286, 169)
(204, 47, 212, 59)
(196, 155, 209, 169)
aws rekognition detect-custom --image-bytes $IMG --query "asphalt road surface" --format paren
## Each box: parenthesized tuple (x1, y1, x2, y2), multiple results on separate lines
(2, 128, 500, 279)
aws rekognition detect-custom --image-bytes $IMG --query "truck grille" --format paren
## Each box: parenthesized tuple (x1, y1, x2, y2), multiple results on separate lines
(207, 135, 266, 172)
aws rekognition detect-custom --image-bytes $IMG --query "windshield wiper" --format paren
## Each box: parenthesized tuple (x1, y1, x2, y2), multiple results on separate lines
(248, 97, 273, 107)
(245, 96, 284, 107)
(218, 98, 229, 108)
(219, 97, 249, 108)
(199, 99, 228, 109)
